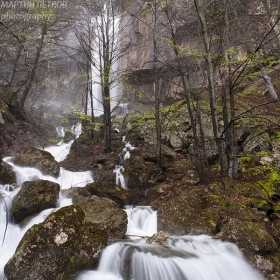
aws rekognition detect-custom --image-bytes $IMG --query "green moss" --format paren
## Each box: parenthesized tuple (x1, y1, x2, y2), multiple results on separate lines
(239, 156, 252, 163)
(254, 151, 268, 156)
(209, 220, 216, 227)
(273, 255, 280, 272)
(257, 180, 274, 198)
(275, 202, 280, 213)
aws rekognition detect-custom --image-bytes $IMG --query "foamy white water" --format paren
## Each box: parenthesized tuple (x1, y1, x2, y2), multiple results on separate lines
(76, 207, 263, 280)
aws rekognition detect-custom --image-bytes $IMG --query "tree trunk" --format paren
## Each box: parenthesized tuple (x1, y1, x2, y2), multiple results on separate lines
(260, 64, 279, 101)
(20, 24, 47, 113)
(194, 0, 227, 182)
(152, 1, 162, 167)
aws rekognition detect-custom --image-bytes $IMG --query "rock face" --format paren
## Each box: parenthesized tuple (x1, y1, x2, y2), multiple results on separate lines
(5, 205, 107, 280)
(219, 211, 277, 257)
(13, 180, 60, 223)
(79, 198, 128, 241)
(84, 181, 129, 207)
(14, 147, 60, 177)
(156, 185, 223, 235)
(0, 160, 16, 185)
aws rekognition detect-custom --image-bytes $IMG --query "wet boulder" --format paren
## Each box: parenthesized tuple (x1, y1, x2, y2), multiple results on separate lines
(13, 180, 60, 223)
(92, 169, 116, 183)
(0, 160, 16, 185)
(157, 185, 225, 235)
(149, 231, 169, 245)
(79, 197, 128, 241)
(14, 147, 60, 177)
(4, 205, 107, 280)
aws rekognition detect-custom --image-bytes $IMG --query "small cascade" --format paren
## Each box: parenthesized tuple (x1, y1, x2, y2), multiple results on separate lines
(76, 207, 263, 280)
(113, 138, 135, 189)
(56, 126, 65, 138)
(114, 165, 127, 189)
(45, 141, 73, 162)
(125, 206, 157, 237)
(3, 123, 94, 189)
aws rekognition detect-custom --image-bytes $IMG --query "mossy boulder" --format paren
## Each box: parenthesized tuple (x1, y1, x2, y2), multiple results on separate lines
(14, 147, 60, 177)
(84, 181, 129, 207)
(123, 156, 151, 187)
(4, 205, 107, 280)
(66, 182, 144, 207)
(219, 211, 277, 257)
(90, 152, 119, 168)
(79, 198, 128, 241)
(0, 160, 16, 185)
(13, 180, 60, 223)
(157, 185, 225, 235)
(92, 169, 116, 183)
(63, 187, 94, 205)
(123, 171, 141, 189)
(140, 144, 176, 164)
(233, 183, 271, 211)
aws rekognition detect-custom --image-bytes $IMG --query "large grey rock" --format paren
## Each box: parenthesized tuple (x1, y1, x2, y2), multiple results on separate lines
(14, 147, 60, 177)
(13, 180, 60, 223)
(219, 215, 277, 256)
(79, 197, 128, 241)
(123, 171, 141, 189)
(157, 185, 224, 235)
(0, 160, 16, 185)
(5, 205, 107, 280)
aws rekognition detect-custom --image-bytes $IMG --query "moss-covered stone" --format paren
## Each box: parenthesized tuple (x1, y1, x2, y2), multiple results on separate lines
(0, 160, 16, 185)
(219, 211, 277, 258)
(5, 205, 107, 280)
(12, 180, 60, 223)
(79, 198, 128, 241)
(14, 147, 60, 177)
(157, 185, 224, 235)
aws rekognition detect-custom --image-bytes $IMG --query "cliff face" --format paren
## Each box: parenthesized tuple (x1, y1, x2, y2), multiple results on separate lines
(36, 54, 83, 112)
(119, 0, 202, 105)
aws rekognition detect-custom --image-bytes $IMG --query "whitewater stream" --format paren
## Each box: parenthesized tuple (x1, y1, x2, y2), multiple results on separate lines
(0, 128, 264, 280)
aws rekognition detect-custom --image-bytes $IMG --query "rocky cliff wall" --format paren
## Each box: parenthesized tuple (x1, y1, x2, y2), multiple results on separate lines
(119, 0, 204, 105)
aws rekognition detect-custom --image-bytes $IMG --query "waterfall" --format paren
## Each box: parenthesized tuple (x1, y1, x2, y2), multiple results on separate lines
(89, 5, 122, 117)
(113, 138, 135, 189)
(0, 125, 93, 278)
(75, 207, 263, 280)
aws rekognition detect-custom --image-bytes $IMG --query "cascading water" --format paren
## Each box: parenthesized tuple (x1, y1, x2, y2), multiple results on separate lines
(0, 124, 93, 278)
(113, 138, 135, 189)
(0, 126, 264, 280)
(75, 206, 263, 280)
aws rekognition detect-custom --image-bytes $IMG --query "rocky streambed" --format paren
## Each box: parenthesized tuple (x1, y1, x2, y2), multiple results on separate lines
(0, 126, 280, 279)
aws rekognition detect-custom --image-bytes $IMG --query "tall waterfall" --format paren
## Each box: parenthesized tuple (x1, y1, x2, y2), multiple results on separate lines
(89, 2, 122, 117)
